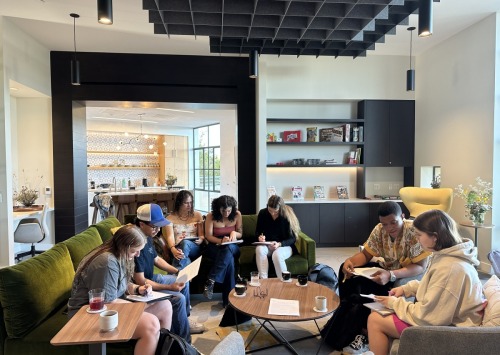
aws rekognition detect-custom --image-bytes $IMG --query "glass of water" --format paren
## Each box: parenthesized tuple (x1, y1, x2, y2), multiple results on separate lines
(250, 271, 260, 286)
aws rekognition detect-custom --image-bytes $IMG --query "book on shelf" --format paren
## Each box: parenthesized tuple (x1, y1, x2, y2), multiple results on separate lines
(306, 127, 318, 142)
(355, 147, 362, 163)
(313, 185, 326, 200)
(343, 123, 351, 142)
(345, 150, 357, 164)
(324, 158, 338, 165)
(267, 186, 277, 198)
(352, 127, 359, 142)
(291, 186, 304, 201)
(283, 130, 301, 142)
(332, 126, 344, 142)
(337, 186, 349, 199)
(358, 126, 364, 142)
(319, 128, 334, 142)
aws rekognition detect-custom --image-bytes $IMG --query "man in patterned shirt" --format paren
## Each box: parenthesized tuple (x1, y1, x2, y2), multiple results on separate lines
(326, 201, 430, 354)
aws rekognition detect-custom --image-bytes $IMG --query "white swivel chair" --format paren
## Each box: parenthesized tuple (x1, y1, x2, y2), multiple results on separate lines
(14, 203, 49, 262)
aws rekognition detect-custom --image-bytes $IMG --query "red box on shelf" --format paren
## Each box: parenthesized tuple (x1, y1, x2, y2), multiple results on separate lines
(283, 130, 301, 142)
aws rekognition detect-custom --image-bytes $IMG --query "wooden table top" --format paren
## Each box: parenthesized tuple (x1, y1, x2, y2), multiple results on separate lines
(229, 278, 339, 322)
(51, 302, 145, 346)
(459, 221, 495, 229)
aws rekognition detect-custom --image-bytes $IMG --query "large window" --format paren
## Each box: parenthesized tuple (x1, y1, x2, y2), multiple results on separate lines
(193, 124, 220, 212)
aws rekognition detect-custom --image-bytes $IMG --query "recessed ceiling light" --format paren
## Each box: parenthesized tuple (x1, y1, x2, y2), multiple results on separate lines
(156, 108, 195, 114)
(89, 116, 158, 124)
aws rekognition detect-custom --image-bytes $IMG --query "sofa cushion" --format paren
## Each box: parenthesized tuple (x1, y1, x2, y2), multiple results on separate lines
(0, 243, 74, 338)
(482, 275, 500, 326)
(93, 216, 122, 242)
(241, 214, 258, 239)
(61, 226, 103, 271)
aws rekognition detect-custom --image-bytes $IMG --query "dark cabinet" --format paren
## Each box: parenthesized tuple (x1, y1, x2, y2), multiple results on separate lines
(319, 204, 344, 244)
(288, 203, 320, 243)
(359, 100, 414, 167)
(345, 203, 370, 245)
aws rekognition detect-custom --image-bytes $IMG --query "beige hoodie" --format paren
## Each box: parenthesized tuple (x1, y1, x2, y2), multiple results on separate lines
(390, 239, 485, 327)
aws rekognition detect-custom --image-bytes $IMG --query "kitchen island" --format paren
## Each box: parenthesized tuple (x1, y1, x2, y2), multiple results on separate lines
(88, 188, 180, 224)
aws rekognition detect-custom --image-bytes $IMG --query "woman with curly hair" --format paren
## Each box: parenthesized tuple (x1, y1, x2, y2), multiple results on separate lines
(162, 190, 205, 270)
(68, 225, 172, 355)
(202, 195, 242, 306)
(254, 195, 301, 279)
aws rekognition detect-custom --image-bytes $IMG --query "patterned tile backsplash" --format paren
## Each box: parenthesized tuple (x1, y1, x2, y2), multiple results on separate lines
(87, 131, 163, 187)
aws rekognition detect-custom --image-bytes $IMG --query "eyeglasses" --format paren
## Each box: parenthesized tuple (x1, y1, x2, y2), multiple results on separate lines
(144, 222, 160, 230)
(253, 286, 268, 299)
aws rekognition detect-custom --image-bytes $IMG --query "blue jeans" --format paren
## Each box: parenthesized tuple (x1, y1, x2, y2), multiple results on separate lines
(172, 239, 204, 270)
(204, 243, 240, 305)
(152, 273, 191, 343)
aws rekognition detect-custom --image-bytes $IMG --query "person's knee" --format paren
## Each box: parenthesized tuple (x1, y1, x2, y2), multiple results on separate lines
(140, 313, 161, 335)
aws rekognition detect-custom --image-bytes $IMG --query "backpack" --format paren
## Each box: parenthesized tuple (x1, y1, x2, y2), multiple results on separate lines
(308, 263, 339, 293)
(155, 328, 199, 355)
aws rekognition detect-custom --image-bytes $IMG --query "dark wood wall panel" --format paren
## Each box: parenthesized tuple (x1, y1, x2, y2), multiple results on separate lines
(51, 52, 256, 242)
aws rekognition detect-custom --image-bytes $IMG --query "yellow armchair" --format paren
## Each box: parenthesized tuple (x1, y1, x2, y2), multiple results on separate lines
(399, 187, 453, 219)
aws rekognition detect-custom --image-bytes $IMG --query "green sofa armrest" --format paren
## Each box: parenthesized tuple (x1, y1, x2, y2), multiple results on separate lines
(296, 231, 316, 270)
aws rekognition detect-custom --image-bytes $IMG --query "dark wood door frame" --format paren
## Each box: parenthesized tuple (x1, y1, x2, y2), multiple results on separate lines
(50, 52, 256, 241)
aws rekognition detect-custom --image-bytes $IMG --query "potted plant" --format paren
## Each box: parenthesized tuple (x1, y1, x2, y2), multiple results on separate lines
(165, 174, 177, 189)
(455, 177, 493, 225)
(13, 170, 44, 207)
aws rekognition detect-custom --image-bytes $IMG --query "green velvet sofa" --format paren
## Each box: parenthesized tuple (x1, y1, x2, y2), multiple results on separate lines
(0, 217, 126, 355)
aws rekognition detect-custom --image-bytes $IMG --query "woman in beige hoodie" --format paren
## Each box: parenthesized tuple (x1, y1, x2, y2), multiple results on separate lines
(367, 210, 485, 355)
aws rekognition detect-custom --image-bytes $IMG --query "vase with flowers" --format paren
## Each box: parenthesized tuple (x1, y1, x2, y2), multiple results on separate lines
(165, 174, 177, 190)
(455, 177, 493, 225)
(13, 170, 44, 207)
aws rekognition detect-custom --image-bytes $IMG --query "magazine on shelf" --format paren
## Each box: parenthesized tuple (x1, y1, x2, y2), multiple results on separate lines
(306, 127, 318, 142)
(352, 127, 359, 142)
(319, 128, 334, 142)
(267, 186, 277, 198)
(337, 186, 349, 199)
(313, 185, 326, 200)
(332, 127, 344, 142)
(292, 186, 304, 200)
(283, 130, 301, 142)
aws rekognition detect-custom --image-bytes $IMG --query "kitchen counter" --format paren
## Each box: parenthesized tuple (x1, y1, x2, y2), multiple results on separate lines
(89, 189, 181, 224)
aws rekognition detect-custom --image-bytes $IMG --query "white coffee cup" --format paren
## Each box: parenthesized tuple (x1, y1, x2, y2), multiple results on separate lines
(315, 296, 327, 311)
(99, 310, 118, 331)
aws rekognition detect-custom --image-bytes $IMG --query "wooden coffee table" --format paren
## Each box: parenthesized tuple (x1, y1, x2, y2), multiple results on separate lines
(229, 278, 338, 354)
(51, 302, 145, 355)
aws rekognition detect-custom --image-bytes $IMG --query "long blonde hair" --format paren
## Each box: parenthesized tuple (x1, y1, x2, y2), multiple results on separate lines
(267, 195, 301, 237)
(75, 225, 146, 283)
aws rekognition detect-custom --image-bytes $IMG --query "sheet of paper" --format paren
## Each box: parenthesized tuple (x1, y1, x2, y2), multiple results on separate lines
(353, 267, 385, 279)
(363, 302, 395, 316)
(268, 298, 300, 316)
(252, 241, 273, 245)
(360, 293, 377, 300)
(220, 240, 243, 245)
(126, 290, 172, 303)
(176, 255, 202, 284)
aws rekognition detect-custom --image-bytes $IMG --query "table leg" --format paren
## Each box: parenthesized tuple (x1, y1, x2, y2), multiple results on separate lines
(89, 343, 106, 355)
(474, 229, 478, 247)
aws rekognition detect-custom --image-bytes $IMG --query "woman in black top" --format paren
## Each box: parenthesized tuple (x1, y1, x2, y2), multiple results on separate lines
(254, 195, 301, 279)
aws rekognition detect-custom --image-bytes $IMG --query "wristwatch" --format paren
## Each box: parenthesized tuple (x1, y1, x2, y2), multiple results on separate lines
(389, 271, 397, 282)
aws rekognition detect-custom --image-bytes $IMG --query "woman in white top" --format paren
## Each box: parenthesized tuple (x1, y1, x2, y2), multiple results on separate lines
(162, 190, 205, 270)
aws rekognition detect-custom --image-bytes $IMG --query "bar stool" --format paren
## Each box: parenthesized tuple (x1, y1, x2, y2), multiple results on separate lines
(91, 193, 115, 224)
(113, 194, 136, 224)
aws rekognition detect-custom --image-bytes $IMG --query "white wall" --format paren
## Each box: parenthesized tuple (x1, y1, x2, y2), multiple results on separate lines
(0, 17, 51, 266)
(416, 14, 499, 271)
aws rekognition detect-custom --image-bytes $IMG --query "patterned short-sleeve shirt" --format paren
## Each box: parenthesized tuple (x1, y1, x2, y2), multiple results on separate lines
(364, 219, 430, 270)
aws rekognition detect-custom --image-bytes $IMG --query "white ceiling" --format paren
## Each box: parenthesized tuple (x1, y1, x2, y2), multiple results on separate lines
(3, 0, 500, 128)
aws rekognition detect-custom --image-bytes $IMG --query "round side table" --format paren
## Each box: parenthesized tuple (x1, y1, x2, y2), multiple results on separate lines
(459, 221, 494, 247)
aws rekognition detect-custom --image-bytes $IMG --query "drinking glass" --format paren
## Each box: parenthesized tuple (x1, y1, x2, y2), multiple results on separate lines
(89, 288, 105, 311)
(250, 271, 259, 285)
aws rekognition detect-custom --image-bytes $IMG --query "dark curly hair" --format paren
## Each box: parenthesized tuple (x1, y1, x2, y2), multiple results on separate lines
(211, 195, 238, 222)
(172, 190, 194, 216)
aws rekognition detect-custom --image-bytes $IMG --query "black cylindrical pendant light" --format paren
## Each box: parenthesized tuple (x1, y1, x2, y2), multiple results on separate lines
(98, 0, 113, 25)
(70, 13, 80, 86)
(249, 49, 258, 79)
(406, 27, 415, 91)
(418, 0, 433, 37)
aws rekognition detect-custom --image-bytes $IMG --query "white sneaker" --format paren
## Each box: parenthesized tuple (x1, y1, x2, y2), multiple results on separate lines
(189, 319, 206, 334)
(342, 334, 369, 354)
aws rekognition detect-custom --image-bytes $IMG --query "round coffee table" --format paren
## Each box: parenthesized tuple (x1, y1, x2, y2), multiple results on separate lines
(229, 278, 338, 354)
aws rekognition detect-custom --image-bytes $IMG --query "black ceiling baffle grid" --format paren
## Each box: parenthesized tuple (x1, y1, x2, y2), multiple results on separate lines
(143, 0, 440, 58)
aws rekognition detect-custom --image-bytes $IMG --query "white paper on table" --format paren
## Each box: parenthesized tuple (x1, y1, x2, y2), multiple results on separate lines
(268, 298, 300, 316)
(353, 267, 385, 279)
(176, 256, 202, 284)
